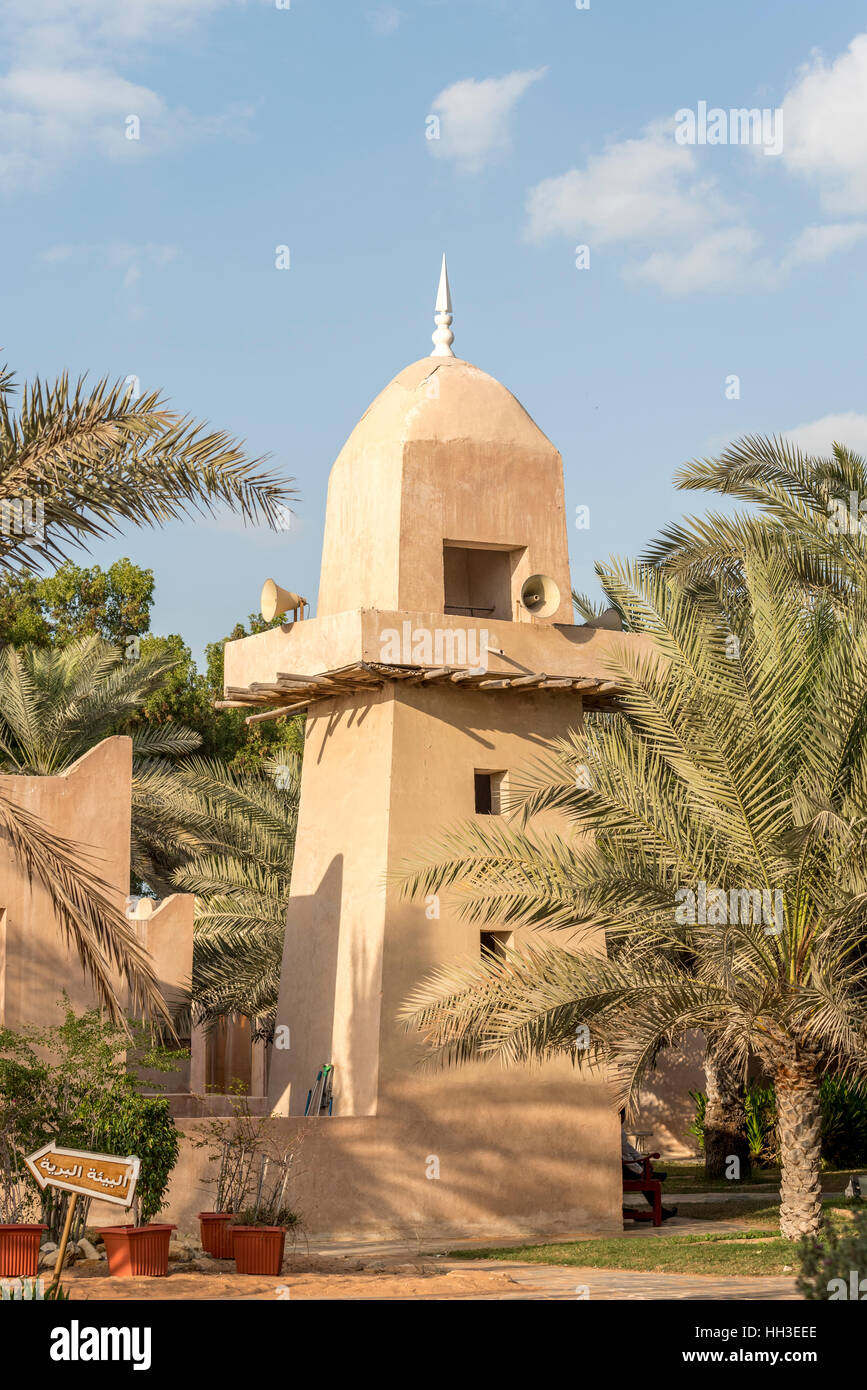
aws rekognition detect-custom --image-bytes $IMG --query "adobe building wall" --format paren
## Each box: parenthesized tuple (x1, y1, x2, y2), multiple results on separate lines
(0, 738, 197, 1077)
(0, 738, 134, 1033)
(151, 1107, 621, 1241)
(266, 680, 623, 1233)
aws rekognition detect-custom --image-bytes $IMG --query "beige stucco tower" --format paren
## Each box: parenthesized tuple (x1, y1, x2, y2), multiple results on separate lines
(223, 262, 634, 1236)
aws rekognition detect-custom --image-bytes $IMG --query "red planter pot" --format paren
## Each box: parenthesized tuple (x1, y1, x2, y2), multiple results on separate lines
(98, 1225, 176, 1278)
(231, 1226, 286, 1276)
(198, 1212, 235, 1259)
(0, 1224, 47, 1278)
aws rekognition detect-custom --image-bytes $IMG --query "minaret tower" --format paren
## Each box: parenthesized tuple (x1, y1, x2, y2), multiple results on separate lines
(223, 262, 635, 1237)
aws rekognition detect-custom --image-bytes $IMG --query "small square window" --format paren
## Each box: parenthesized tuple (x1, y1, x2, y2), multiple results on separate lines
(474, 770, 506, 814)
(481, 930, 512, 959)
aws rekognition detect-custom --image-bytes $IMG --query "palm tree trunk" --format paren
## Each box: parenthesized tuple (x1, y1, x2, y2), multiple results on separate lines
(703, 1040, 751, 1179)
(775, 1061, 823, 1239)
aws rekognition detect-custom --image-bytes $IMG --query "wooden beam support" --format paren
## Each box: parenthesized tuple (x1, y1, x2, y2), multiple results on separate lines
(539, 678, 573, 689)
(478, 678, 512, 689)
(225, 688, 273, 702)
(275, 672, 335, 686)
(245, 700, 313, 724)
(509, 673, 546, 687)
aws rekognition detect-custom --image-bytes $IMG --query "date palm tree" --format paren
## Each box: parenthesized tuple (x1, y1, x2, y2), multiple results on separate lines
(0, 358, 295, 1019)
(0, 363, 294, 574)
(642, 434, 867, 605)
(400, 544, 867, 1239)
(135, 754, 300, 1028)
(573, 587, 751, 1176)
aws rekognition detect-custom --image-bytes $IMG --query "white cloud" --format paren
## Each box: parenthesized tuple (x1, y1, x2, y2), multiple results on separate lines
(783, 412, 867, 459)
(525, 123, 731, 246)
(625, 226, 761, 294)
(525, 122, 758, 292)
(0, 0, 252, 191)
(3, 0, 235, 49)
(778, 221, 867, 273)
(428, 68, 546, 173)
(781, 33, 867, 214)
(366, 7, 405, 36)
(524, 81, 867, 296)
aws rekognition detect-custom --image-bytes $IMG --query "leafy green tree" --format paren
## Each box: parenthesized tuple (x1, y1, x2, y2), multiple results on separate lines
(38, 559, 154, 646)
(400, 547, 867, 1240)
(0, 559, 153, 648)
(136, 633, 212, 729)
(0, 635, 198, 777)
(0, 570, 52, 645)
(203, 614, 305, 770)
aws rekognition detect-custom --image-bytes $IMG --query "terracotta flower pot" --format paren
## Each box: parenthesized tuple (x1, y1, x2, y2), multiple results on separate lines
(0, 1224, 47, 1278)
(198, 1212, 235, 1259)
(231, 1226, 286, 1276)
(98, 1224, 176, 1278)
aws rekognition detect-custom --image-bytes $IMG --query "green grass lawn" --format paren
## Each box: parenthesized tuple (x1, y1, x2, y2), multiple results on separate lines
(676, 1195, 853, 1224)
(449, 1230, 796, 1277)
(446, 1206, 861, 1278)
(663, 1162, 855, 1194)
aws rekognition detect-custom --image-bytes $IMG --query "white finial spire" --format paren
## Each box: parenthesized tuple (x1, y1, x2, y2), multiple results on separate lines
(430, 253, 455, 357)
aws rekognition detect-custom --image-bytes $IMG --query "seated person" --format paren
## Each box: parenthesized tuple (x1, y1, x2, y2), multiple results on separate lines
(620, 1109, 677, 1221)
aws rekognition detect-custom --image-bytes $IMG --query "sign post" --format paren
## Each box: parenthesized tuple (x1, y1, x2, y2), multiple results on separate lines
(23, 1144, 141, 1293)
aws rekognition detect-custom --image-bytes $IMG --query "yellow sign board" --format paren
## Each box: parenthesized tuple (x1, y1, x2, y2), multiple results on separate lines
(24, 1144, 140, 1208)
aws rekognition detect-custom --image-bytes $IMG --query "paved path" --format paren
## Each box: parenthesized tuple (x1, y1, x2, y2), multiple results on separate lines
(447, 1260, 800, 1301)
(293, 1206, 804, 1300)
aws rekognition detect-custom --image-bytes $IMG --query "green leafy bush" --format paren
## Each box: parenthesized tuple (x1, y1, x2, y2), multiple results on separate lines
(798, 1208, 867, 1299)
(690, 1076, 867, 1169)
(0, 1001, 185, 1237)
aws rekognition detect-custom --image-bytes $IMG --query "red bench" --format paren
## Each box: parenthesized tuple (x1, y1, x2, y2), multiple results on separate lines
(622, 1152, 663, 1227)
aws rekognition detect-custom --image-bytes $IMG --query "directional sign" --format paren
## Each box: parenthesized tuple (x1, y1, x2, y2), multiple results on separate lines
(23, 1144, 140, 1208)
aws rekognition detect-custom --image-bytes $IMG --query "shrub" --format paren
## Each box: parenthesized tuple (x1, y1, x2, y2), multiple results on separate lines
(690, 1076, 867, 1169)
(0, 1001, 185, 1238)
(797, 1208, 867, 1299)
(193, 1088, 306, 1230)
(93, 1087, 180, 1225)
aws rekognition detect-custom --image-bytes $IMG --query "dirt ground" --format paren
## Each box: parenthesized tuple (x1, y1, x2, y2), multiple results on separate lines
(63, 1254, 520, 1301)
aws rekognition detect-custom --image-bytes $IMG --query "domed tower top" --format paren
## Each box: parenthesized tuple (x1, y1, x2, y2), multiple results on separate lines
(317, 259, 573, 625)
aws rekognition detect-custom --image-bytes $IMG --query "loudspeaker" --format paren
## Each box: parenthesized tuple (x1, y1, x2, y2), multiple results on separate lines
(519, 573, 561, 619)
(260, 579, 308, 623)
(582, 607, 623, 631)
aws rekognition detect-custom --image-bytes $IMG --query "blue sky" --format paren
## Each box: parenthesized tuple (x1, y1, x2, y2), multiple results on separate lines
(2, 0, 866, 661)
